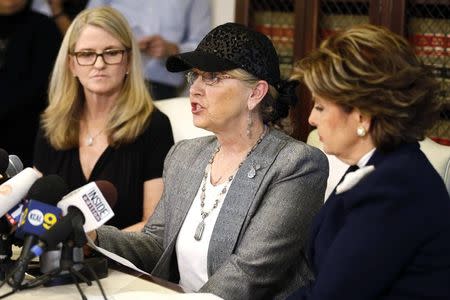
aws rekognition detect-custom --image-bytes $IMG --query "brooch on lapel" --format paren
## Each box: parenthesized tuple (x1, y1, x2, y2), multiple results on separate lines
(247, 163, 261, 179)
(335, 165, 375, 194)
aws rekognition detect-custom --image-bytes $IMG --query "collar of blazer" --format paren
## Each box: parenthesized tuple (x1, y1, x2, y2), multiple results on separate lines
(154, 128, 290, 277)
(335, 165, 375, 195)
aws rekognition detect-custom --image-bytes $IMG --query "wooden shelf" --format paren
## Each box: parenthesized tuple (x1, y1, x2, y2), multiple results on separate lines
(235, 0, 450, 142)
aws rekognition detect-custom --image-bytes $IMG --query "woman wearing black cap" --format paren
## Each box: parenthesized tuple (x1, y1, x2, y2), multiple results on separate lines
(91, 22, 328, 299)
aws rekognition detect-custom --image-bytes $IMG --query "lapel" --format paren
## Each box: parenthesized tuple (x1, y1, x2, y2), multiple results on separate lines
(307, 146, 406, 267)
(207, 129, 287, 275)
(167, 140, 216, 244)
(308, 149, 383, 272)
(152, 139, 216, 278)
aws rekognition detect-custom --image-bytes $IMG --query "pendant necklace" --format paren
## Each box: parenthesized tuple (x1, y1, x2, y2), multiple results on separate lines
(194, 125, 267, 241)
(86, 128, 105, 147)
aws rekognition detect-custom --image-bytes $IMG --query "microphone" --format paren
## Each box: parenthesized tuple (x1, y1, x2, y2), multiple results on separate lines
(5, 155, 23, 179)
(30, 181, 117, 259)
(0, 150, 26, 280)
(0, 149, 24, 185)
(2, 155, 25, 230)
(10, 175, 69, 287)
(15, 175, 69, 239)
(0, 149, 9, 183)
(0, 168, 41, 218)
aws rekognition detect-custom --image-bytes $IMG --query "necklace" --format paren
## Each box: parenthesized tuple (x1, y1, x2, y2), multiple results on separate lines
(194, 125, 268, 241)
(86, 128, 105, 147)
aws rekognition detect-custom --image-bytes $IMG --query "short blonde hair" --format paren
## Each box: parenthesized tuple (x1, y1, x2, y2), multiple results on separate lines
(42, 6, 153, 149)
(294, 24, 441, 151)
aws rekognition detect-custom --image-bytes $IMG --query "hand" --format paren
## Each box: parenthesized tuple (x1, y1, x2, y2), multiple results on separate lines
(86, 230, 97, 243)
(138, 35, 179, 59)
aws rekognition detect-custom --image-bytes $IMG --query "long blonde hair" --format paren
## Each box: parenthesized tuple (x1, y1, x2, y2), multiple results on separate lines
(42, 6, 153, 149)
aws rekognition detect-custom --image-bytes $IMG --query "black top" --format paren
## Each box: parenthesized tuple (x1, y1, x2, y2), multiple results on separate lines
(33, 109, 175, 229)
(0, 9, 61, 166)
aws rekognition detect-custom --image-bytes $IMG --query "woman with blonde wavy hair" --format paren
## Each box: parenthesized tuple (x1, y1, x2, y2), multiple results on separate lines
(33, 6, 174, 231)
(287, 24, 450, 299)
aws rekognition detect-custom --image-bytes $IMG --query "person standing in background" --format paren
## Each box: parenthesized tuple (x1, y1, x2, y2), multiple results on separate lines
(0, 0, 61, 167)
(87, 0, 211, 100)
(31, 0, 88, 34)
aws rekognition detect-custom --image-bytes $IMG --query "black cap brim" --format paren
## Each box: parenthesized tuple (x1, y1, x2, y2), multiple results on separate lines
(166, 50, 240, 73)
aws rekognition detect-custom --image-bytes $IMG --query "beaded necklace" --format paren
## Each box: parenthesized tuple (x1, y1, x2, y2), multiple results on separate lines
(194, 126, 267, 241)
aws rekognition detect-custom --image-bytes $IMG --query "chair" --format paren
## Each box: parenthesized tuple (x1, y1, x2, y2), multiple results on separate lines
(307, 129, 450, 198)
(419, 137, 450, 195)
(153, 97, 211, 143)
(306, 129, 349, 200)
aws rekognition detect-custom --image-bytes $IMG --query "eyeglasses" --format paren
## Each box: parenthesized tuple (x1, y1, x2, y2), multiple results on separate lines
(185, 71, 234, 86)
(71, 49, 129, 66)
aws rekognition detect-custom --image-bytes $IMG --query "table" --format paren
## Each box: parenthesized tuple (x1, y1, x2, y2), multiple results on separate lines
(0, 267, 178, 299)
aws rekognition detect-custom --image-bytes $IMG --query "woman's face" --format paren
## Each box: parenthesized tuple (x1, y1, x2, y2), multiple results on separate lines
(0, 0, 27, 15)
(188, 70, 252, 134)
(308, 95, 366, 163)
(70, 25, 129, 98)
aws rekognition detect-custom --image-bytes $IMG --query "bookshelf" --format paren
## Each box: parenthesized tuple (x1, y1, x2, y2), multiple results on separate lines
(235, 0, 450, 144)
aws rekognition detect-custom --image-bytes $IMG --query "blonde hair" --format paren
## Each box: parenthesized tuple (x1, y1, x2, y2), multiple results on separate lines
(294, 24, 441, 151)
(42, 6, 153, 149)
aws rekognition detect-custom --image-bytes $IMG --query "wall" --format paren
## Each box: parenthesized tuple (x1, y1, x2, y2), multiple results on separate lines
(211, 0, 236, 27)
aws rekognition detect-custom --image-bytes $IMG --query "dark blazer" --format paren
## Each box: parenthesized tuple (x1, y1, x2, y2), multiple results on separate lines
(97, 128, 328, 300)
(288, 142, 450, 300)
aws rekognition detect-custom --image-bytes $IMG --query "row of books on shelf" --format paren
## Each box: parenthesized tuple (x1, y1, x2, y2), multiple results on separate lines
(320, 14, 369, 39)
(408, 18, 450, 107)
(252, 11, 295, 79)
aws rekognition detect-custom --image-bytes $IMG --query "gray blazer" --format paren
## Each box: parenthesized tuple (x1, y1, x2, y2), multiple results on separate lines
(97, 128, 328, 299)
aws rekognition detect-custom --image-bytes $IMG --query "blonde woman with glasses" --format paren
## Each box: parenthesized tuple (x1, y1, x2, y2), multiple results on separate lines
(33, 7, 174, 231)
(89, 23, 328, 299)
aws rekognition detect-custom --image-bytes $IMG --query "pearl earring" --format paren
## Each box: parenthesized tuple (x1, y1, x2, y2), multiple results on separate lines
(357, 126, 366, 137)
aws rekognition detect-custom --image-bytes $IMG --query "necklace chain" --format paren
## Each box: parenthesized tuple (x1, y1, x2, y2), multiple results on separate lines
(193, 126, 268, 241)
(86, 128, 105, 147)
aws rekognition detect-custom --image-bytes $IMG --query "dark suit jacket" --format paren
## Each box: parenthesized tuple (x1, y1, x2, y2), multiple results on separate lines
(97, 128, 328, 299)
(288, 142, 450, 300)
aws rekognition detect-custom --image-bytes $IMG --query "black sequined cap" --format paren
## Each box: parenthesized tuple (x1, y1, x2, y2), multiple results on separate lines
(166, 22, 281, 86)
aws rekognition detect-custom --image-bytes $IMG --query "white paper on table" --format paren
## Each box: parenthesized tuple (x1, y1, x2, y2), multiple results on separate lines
(87, 236, 150, 275)
(90, 291, 223, 300)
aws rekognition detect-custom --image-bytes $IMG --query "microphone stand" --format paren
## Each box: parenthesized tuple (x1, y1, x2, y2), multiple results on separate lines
(0, 219, 13, 282)
(0, 234, 13, 284)
(20, 216, 108, 300)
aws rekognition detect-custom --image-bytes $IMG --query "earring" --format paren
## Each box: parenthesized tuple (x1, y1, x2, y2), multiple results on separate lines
(356, 126, 366, 137)
(246, 111, 253, 138)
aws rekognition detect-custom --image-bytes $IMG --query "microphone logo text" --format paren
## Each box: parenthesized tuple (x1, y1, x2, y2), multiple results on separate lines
(28, 209, 44, 226)
(82, 188, 110, 221)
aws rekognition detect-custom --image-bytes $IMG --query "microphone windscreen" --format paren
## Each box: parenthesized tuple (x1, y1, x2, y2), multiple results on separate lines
(0, 148, 9, 174)
(95, 180, 118, 208)
(0, 168, 41, 217)
(6, 155, 23, 177)
(26, 175, 69, 205)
